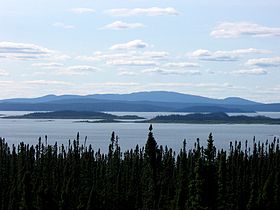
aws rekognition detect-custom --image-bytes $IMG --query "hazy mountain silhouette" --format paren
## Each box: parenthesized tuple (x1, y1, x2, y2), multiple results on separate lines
(0, 91, 279, 112)
(2, 91, 259, 104)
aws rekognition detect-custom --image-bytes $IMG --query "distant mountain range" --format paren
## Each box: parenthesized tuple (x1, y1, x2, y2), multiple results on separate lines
(0, 91, 279, 112)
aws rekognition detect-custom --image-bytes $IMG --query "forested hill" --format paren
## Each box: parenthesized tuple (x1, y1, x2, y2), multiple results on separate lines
(147, 112, 280, 124)
(0, 128, 279, 209)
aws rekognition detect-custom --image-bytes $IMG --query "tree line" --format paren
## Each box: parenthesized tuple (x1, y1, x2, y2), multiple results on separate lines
(0, 125, 279, 210)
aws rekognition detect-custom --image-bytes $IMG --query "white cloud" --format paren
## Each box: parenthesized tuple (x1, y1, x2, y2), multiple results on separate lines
(24, 80, 73, 86)
(106, 7, 179, 17)
(0, 41, 55, 61)
(49, 54, 71, 61)
(191, 49, 212, 57)
(57, 65, 100, 75)
(76, 52, 126, 62)
(32, 62, 64, 69)
(142, 51, 169, 59)
(164, 62, 199, 68)
(232, 68, 268, 75)
(190, 48, 270, 61)
(118, 71, 139, 76)
(70, 8, 95, 14)
(110, 40, 149, 50)
(33, 65, 100, 76)
(144, 82, 236, 91)
(76, 50, 168, 67)
(77, 50, 168, 63)
(90, 82, 140, 87)
(0, 69, 9, 76)
(67, 65, 99, 71)
(53, 22, 75, 29)
(142, 67, 201, 75)
(107, 59, 157, 66)
(246, 57, 280, 67)
(211, 22, 280, 38)
(194, 83, 233, 89)
(105, 82, 140, 86)
(102, 21, 144, 30)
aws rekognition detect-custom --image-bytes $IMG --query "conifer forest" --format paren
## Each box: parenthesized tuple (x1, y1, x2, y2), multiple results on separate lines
(0, 125, 280, 210)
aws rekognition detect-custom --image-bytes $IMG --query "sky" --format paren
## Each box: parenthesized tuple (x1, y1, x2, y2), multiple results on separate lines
(0, 0, 280, 102)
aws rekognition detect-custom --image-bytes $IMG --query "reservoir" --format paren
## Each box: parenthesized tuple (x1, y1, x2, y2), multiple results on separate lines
(0, 111, 279, 153)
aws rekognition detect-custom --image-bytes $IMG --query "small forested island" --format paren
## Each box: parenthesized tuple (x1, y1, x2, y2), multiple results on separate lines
(3, 111, 280, 124)
(146, 112, 280, 124)
(75, 119, 123, 123)
(3, 110, 145, 120)
(0, 126, 279, 209)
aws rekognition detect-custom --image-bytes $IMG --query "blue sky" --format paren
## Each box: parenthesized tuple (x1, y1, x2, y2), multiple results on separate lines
(0, 0, 280, 102)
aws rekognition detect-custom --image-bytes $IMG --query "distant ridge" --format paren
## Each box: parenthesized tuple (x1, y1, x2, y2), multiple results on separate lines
(222, 97, 260, 105)
(0, 91, 279, 112)
(1, 91, 260, 105)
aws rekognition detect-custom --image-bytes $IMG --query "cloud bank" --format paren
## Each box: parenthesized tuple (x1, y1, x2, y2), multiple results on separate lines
(190, 48, 270, 61)
(53, 22, 75, 29)
(0, 69, 9, 76)
(102, 21, 144, 30)
(142, 68, 201, 75)
(0, 41, 54, 60)
(232, 68, 268, 75)
(110, 40, 149, 50)
(211, 22, 280, 38)
(246, 57, 280, 67)
(70, 8, 95, 14)
(106, 7, 179, 17)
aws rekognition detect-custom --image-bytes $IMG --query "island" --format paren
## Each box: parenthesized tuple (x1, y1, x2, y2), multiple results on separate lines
(3, 111, 280, 124)
(144, 112, 280, 124)
(2, 110, 145, 120)
(75, 119, 123, 123)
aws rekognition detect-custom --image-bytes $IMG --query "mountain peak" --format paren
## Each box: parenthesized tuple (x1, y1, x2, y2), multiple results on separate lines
(223, 97, 260, 105)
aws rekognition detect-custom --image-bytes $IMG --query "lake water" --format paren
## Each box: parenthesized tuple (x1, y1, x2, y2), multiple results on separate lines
(0, 111, 280, 153)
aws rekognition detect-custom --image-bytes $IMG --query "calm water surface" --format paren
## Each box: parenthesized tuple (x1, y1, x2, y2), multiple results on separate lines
(0, 111, 279, 153)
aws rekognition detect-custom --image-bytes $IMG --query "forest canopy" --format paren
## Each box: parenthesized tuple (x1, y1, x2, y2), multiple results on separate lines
(0, 126, 279, 209)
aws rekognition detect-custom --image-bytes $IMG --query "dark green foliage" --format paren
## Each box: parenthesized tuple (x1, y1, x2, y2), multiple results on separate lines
(4, 111, 145, 120)
(0, 128, 280, 210)
(148, 112, 280, 124)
